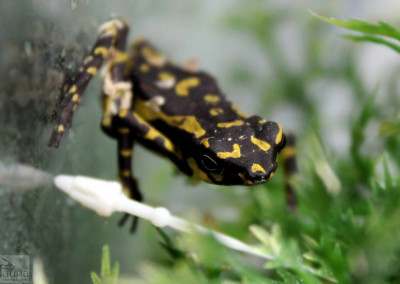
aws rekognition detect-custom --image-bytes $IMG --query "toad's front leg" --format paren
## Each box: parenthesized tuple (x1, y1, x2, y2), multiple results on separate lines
(49, 18, 144, 231)
(102, 108, 188, 232)
(49, 18, 129, 147)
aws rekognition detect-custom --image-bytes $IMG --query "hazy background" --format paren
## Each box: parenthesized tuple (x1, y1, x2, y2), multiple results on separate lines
(0, 0, 399, 283)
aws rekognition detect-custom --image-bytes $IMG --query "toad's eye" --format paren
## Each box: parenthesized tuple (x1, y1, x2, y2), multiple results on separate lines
(200, 155, 221, 172)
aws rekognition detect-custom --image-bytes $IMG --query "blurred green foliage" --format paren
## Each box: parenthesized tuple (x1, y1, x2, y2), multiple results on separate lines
(313, 12, 400, 54)
(97, 7, 400, 284)
(91, 245, 120, 284)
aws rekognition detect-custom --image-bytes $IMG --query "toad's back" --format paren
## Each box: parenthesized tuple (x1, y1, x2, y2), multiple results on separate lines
(130, 40, 246, 131)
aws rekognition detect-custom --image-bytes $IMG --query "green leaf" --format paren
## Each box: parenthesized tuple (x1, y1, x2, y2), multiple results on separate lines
(101, 245, 111, 278)
(380, 120, 400, 136)
(111, 262, 120, 279)
(342, 34, 400, 54)
(91, 245, 120, 284)
(311, 11, 400, 41)
(91, 272, 102, 284)
(156, 228, 185, 259)
(277, 269, 303, 284)
(382, 153, 393, 190)
(308, 135, 341, 195)
(250, 225, 281, 256)
(159, 242, 185, 260)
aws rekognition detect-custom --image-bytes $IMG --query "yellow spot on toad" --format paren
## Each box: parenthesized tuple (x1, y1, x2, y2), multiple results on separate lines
(238, 173, 253, 185)
(251, 137, 271, 151)
(118, 128, 130, 134)
(120, 149, 132, 157)
(156, 72, 176, 88)
(121, 170, 131, 177)
(204, 94, 220, 103)
(139, 64, 150, 72)
(275, 123, 283, 144)
(175, 77, 200, 96)
(178, 116, 206, 138)
(251, 163, 266, 173)
(132, 112, 150, 126)
(130, 113, 175, 153)
(58, 125, 65, 132)
(200, 138, 210, 148)
(210, 108, 223, 116)
(87, 67, 98, 75)
(69, 85, 77, 93)
(115, 51, 129, 63)
(217, 120, 244, 128)
(187, 157, 211, 183)
(164, 139, 175, 153)
(141, 46, 159, 58)
(72, 94, 79, 102)
(144, 127, 160, 140)
(217, 144, 241, 159)
(210, 173, 223, 182)
(94, 46, 109, 57)
(141, 46, 166, 66)
(159, 72, 174, 81)
(118, 109, 128, 118)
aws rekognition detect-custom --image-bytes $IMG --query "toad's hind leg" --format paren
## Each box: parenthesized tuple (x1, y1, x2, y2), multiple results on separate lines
(49, 18, 129, 147)
(281, 133, 298, 209)
(112, 125, 142, 232)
